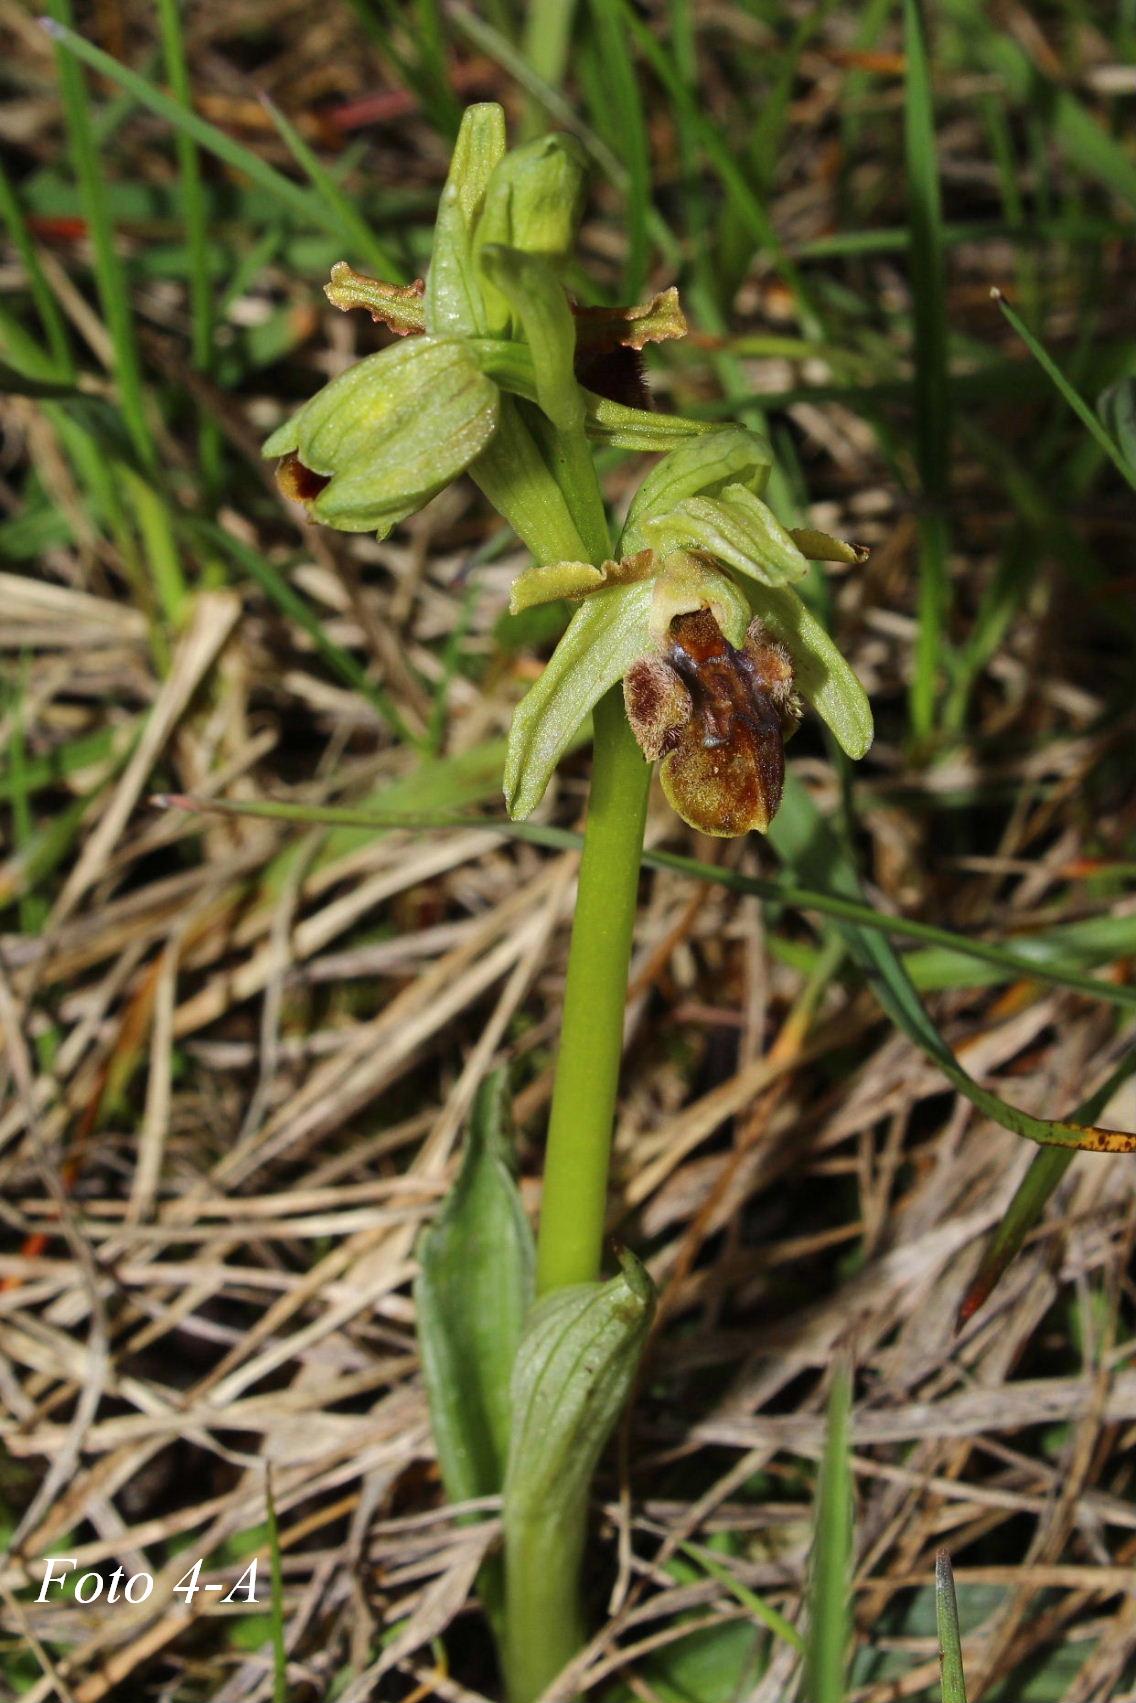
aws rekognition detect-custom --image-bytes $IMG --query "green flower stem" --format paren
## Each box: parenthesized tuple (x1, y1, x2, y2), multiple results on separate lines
(535, 685, 650, 1294)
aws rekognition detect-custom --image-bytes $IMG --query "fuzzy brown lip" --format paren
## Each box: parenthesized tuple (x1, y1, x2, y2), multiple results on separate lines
(623, 609, 798, 837)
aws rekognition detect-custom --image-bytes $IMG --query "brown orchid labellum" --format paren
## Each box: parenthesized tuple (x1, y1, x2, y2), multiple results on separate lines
(624, 607, 802, 837)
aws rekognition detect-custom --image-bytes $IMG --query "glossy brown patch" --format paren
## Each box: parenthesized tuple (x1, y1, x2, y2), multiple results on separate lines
(643, 608, 798, 837)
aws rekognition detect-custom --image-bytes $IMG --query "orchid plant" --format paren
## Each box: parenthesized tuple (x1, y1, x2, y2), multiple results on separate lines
(265, 104, 872, 1703)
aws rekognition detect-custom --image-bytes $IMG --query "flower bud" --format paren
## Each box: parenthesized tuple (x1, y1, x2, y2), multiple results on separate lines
(477, 133, 588, 261)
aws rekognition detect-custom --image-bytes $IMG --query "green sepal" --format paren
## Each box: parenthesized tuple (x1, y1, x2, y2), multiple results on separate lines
(746, 581, 874, 760)
(504, 579, 655, 817)
(480, 246, 581, 432)
(415, 1071, 535, 1508)
(619, 428, 773, 554)
(501, 1252, 656, 1702)
(471, 395, 590, 566)
(265, 336, 499, 535)
(426, 102, 507, 336)
(645, 482, 811, 588)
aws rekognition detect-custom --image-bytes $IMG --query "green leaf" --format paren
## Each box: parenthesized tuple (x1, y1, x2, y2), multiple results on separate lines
(959, 1048, 1136, 1322)
(479, 246, 581, 431)
(645, 483, 811, 588)
(805, 1364, 852, 1703)
(415, 1070, 535, 1508)
(745, 582, 874, 760)
(502, 1251, 656, 1703)
(619, 427, 773, 554)
(641, 1621, 764, 1703)
(993, 291, 1136, 493)
(936, 1552, 968, 1703)
(264, 335, 499, 535)
(426, 102, 507, 336)
(504, 578, 655, 817)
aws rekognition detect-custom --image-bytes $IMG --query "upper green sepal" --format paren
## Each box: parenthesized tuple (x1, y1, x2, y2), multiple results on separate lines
(619, 428, 773, 554)
(476, 132, 587, 260)
(414, 1072, 535, 1508)
(645, 482, 811, 588)
(265, 335, 499, 536)
(479, 247, 581, 432)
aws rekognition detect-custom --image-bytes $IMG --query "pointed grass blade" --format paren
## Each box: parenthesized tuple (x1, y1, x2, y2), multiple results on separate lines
(993, 290, 1136, 492)
(935, 1551, 968, 1703)
(959, 1048, 1136, 1322)
(805, 1364, 852, 1703)
(768, 776, 1136, 1156)
(904, 0, 952, 738)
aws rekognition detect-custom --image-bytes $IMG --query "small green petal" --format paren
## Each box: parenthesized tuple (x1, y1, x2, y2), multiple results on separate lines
(582, 391, 715, 451)
(324, 262, 427, 336)
(620, 427, 773, 554)
(788, 527, 869, 565)
(504, 580, 654, 818)
(746, 582, 874, 760)
(645, 483, 811, 588)
(573, 287, 687, 353)
(509, 561, 606, 613)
